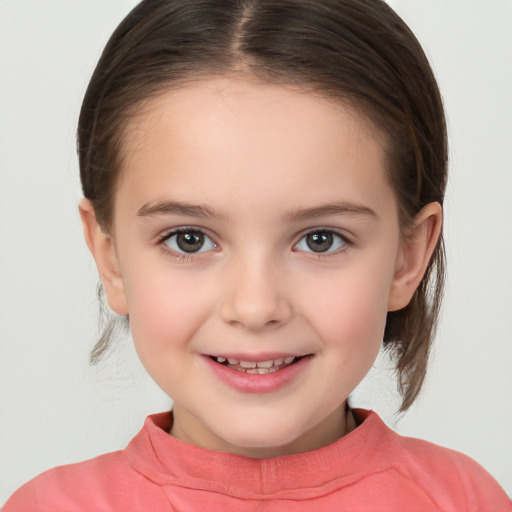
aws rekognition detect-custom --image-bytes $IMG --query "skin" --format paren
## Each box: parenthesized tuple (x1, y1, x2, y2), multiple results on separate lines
(81, 77, 441, 458)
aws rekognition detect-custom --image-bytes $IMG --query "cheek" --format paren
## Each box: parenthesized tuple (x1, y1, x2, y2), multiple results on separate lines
(302, 260, 393, 355)
(313, 280, 388, 396)
(122, 266, 211, 356)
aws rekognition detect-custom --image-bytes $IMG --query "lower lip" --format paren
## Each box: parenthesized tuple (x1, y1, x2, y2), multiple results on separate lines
(203, 355, 312, 394)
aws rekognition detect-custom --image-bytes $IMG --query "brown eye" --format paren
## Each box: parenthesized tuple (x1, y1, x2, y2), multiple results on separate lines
(306, 232, 334, 252)
(176, 232, 204, 252)
(294, 230, 347, 254)
(163, 230, 216, 254)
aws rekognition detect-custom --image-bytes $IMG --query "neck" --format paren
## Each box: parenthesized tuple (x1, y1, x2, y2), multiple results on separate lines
(170, 401, 356, 458)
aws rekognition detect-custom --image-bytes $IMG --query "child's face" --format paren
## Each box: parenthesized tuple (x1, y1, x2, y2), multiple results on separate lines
(106, 78, 406, 456)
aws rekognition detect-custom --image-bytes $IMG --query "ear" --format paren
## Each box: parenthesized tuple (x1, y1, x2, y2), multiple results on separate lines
(79, 199, 128, 315)
(388, 202, 443, 312)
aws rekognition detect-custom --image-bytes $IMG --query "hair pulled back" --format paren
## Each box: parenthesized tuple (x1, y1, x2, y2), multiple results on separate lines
(78, 0, 447, 412)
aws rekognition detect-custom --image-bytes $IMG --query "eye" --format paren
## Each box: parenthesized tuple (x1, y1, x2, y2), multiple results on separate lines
(162, 229, 217, 254)
(294, 230, 348, 254)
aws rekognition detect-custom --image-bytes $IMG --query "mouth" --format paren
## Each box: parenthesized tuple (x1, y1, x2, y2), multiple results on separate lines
(208, 355, 303, 374)
(204, 353, 312, 393)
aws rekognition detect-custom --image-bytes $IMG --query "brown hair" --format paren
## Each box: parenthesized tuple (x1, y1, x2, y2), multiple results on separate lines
(78, 0, 447, 412)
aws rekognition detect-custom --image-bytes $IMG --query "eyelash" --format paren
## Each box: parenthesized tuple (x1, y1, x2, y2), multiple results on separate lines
(157, 227, 218, 261)
(293, 229, 352, 259)
(156, 227, 352, 261)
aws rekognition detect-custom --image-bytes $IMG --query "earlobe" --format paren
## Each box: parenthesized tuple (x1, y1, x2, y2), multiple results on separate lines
(78, 199, 128, 315)
(388, 202, 442, 312)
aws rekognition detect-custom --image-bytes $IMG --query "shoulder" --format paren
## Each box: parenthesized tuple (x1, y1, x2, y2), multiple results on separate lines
(3, 413, 173, 512)
(397, 434, 508, 503)
(3, 450, 130, 511)
(356, 410, 511, 511)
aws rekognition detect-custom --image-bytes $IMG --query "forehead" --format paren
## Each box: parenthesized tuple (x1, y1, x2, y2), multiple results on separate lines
(116, 77, 394, 217)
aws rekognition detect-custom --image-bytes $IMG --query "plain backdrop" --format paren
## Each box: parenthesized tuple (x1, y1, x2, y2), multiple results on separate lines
(1, 0, 511, 503)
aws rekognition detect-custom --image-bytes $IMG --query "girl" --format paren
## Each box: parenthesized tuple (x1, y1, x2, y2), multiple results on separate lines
(3, 0, 511, 509)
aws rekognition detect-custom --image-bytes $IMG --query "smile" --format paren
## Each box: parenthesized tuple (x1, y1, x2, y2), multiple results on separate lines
(204, 354, 311, 393)
(210, 356, 299, 374)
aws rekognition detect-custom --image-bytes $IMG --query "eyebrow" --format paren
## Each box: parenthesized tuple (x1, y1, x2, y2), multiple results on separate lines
(136, 199, 377, 222)
(285, 202, 377, 221)
(136, 200, 226, 220)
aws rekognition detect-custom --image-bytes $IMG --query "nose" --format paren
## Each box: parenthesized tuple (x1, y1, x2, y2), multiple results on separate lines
(219, 255, 293, 331)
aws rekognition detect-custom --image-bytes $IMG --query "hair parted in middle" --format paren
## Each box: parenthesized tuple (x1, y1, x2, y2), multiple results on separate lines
(78, 0, 447, 412)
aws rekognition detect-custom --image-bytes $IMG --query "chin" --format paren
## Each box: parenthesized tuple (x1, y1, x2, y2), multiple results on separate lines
(213, 418, 310, 457)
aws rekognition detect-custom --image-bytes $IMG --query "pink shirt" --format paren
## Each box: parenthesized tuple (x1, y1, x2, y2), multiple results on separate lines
(4, 410, 511, 511)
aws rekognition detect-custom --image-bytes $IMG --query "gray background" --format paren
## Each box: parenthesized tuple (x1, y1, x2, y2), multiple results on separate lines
(1, 0, 511, 502)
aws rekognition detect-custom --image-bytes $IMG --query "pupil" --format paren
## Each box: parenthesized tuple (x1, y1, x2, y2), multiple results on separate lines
(177, 232, 204, 253)
(306, 232, 333, 253)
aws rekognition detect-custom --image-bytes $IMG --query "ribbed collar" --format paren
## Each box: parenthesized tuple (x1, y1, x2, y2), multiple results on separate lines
(125, 409, 393, 499)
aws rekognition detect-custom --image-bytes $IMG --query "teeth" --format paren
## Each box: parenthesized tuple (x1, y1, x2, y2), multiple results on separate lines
(246, 368, 280, 375)
(256, 360, 274, 369)
(215, 356, 299, 370)
(239, 361, 257, 369)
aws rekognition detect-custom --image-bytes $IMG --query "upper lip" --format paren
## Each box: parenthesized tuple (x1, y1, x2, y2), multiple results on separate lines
(205, 352, 308, 362)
